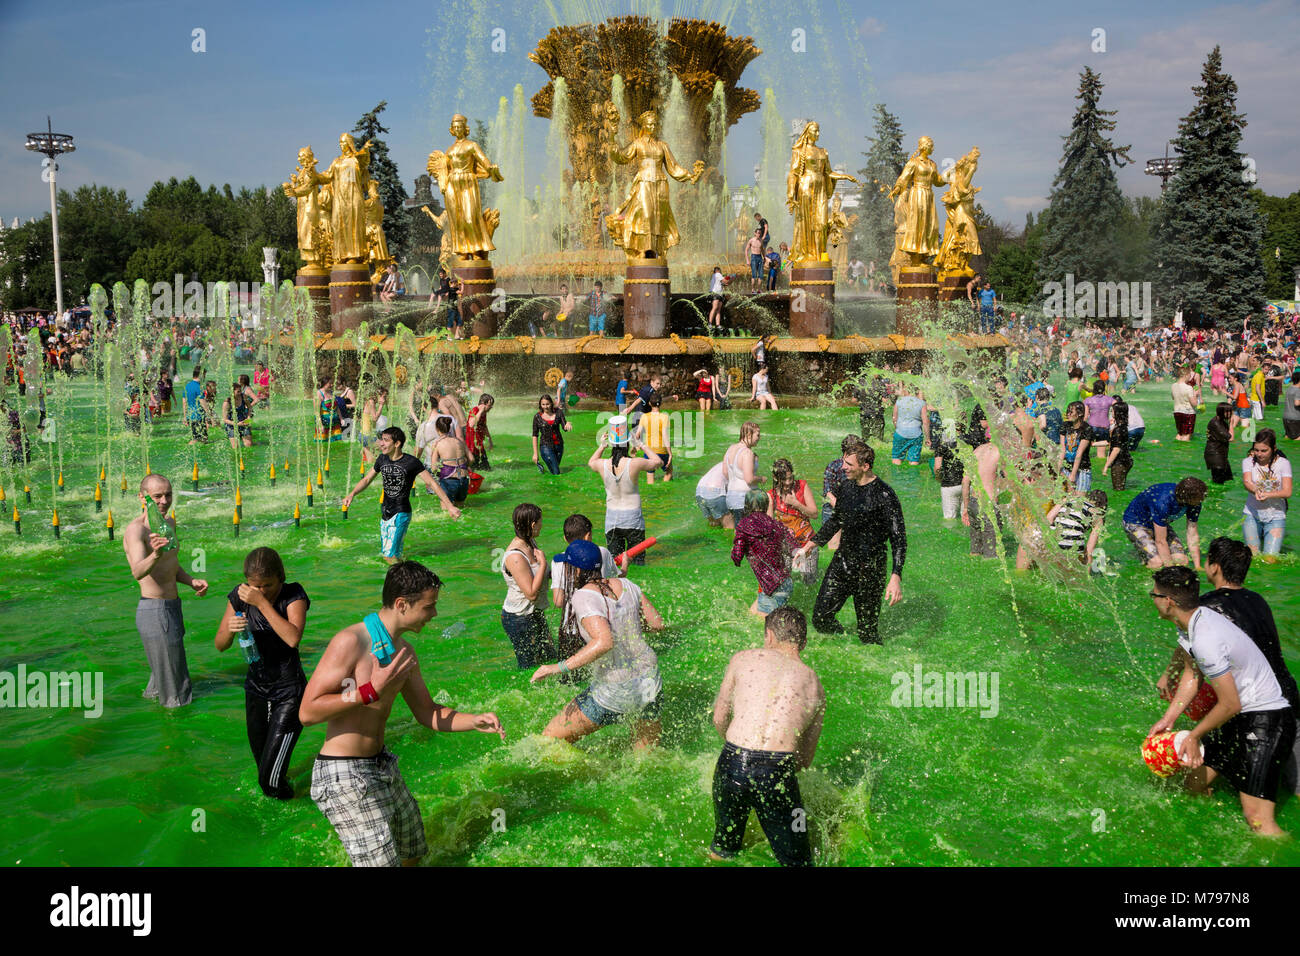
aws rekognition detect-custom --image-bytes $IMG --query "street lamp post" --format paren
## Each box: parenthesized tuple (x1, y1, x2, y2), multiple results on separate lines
(25, 117, 75, 320)
(1144, 141, 1179, 192)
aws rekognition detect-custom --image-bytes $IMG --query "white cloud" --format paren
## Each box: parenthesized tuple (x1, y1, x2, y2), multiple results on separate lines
(859, 17, 885, 38)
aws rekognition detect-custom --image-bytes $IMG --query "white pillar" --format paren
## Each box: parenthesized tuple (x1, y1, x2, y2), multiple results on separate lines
(49, 162, 64, 318)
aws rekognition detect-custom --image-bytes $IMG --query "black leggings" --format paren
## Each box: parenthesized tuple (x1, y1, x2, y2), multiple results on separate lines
(711, 742, 811, 866)
(812, 552, 887, 644)
(246, 677, 305, 799)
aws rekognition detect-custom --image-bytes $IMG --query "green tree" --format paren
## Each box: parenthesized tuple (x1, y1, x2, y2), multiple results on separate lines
(1035, 67, 1133, 321)
(55, 184, 140, 301)
(352, 101, 411, 263)
(1153, 46, 1266, 324)
(855, 104, 906, 285)
(1254, 189, 1300, 300)
(0, 216, 55, 310)
(988, 216, 1044, 307)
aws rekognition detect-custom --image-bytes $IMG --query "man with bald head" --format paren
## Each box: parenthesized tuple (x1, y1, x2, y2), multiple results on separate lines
(124, 475, 208, 707)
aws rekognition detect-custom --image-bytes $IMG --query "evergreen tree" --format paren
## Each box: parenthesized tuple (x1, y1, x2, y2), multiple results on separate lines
(1153, 47, 1265, 324)
(1034, 67, 1132, 321)
(352, 101, 411, 263)
(1254, 189, 1300, 300)
(855, 104, 906, 286)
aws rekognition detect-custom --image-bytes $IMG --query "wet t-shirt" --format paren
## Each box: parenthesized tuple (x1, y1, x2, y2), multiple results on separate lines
(227, 581, 310, 685)
(374, 453, 427, 520)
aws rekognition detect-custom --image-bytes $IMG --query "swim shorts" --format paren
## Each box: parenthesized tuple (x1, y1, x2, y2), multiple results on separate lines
(891, 432, 922, 464)
(1204, 709, 1296, 802)
(380, 511, 412, 558)
(311, 750, 428, 866)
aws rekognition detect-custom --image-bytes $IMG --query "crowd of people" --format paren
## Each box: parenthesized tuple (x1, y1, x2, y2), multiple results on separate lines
(9, 293, 1299, 863)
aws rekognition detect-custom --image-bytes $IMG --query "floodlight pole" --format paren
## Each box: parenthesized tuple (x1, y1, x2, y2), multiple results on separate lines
(25, 117, 76, 320)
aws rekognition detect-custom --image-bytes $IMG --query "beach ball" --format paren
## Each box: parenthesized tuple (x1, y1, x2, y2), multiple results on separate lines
(1141, 731, 1204, 778)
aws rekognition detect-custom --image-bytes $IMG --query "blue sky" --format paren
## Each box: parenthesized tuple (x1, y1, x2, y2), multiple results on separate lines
(1, 0, 1295, 232)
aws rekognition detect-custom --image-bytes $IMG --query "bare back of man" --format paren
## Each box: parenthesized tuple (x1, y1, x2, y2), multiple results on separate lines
(720, 648, 824, 754)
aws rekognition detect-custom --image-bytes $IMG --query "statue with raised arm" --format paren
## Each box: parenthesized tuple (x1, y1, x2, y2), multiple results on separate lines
(426, 114, 503, 260)
(605, 109, 705, 262)
(282, 147, 326, 270)
(786, 121, 859, 263)
(935, 146, 983, 279)
(887, 136, 945, 283)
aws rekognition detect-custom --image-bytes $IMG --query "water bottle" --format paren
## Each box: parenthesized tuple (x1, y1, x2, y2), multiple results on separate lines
(441, 621, 467, 640)
(235, 615, 260, 663)
(150, 500, 178, 551)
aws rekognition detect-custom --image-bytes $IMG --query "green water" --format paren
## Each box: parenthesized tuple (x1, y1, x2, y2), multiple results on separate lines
(2, 369, 1298, 867)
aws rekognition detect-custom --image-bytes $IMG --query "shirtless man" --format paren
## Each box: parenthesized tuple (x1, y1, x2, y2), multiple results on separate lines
(299, 561, 504, 867)
(709, 607, 825, 866)
(960, 430, 1003, 559)
(124, 475, 209, 707)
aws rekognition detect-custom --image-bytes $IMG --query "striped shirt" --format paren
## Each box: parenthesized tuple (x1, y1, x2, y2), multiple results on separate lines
(1054, 498, 1097, 551)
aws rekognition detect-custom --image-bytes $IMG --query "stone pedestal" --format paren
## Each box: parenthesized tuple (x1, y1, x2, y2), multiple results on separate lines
(938, 273, 971, 302)
(896, 266, 939, 337)
(329, 263, 373, 334)
(789, 261, 835, 337)
(296, 267, 331, 333)
(455, 258, 498, 338)
(624, 260, 670, 337)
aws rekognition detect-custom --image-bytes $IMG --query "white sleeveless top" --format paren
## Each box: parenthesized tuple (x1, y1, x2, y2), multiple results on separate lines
(501, 547, 538, 615)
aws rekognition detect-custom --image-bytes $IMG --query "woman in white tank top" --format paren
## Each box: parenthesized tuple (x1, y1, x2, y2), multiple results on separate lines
(500, 503, 555, 668)
(722, 421, 764, 528)
(588, 431, 661, 566)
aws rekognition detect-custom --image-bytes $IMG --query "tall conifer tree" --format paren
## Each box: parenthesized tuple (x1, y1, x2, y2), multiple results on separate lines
(1035, 67, 1132, 317)
(856, 104, 906, 287)
(352, 101, 410, 262)
(1153, 47, 1265, 324)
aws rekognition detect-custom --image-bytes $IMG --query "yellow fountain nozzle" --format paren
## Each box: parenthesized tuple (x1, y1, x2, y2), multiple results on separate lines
(233, 510, 240, 525)
(52, 509, 60, 526)
(95, 483, 103, 500)
(270, 464, 277, 478)
(99, 466, 106, 481)
(58, 472, 64, 486)
(145, 463, 151, 476)
(192, 462, 200, 479)
(293, 502, 301, 519)
(12, 505, 18, 522)
(106, 510, 114, 528)
(235, 487, 243, 505)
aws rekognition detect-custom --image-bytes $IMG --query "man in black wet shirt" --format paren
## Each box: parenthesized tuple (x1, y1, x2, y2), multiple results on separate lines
(804, 438, 906, 645)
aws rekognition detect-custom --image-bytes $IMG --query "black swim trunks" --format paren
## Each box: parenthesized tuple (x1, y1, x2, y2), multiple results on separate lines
(1204, 708, 1295, 802)
(711, 741, 812, 866)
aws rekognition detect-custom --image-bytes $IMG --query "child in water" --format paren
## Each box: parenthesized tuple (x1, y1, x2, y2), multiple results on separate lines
(214, 547, 311, 799)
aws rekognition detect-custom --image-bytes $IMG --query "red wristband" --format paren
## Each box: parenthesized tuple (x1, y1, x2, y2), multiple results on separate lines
(359, 682, 379, 704)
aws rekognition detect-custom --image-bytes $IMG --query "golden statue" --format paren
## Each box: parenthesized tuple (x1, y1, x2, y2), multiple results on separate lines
(420, 205, 450, 269)
(282, 147, 327, 270)
(887, 136, 945, 284)
(317, 134, 373, 263)
(426, 114, 503, 260)
(786, 121, 859, 264)
(827, 194, 859, 275)
(935, 147, 983, 279)
(365, 181, 391, 274)
(605, 109, 706, 262)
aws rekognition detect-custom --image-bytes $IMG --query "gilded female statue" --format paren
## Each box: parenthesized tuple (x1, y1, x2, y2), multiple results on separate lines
(282, 147, 325, 269)
(605, 110, 705, 261)
(935, 147, 982, 278)
(786, 121, 859, 263)
(426, 114, 503, 260)
(317, 134, 373, 263)
(887, 136, 945, 280)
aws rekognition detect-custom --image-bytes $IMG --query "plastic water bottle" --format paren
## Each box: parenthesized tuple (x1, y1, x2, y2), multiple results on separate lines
(441, 621, 466, 640)
(236, 615, 260, 663)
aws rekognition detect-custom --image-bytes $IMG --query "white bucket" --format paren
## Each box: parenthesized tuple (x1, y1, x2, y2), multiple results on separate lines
(608, 415, 628, 445)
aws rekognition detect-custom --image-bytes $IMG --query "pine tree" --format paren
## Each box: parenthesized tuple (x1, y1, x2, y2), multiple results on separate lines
(855, 104, 906, 287)
(1034, 67, 1132, 321)
(1153, 47, 1266, 325)
(351, 101, 410, 262)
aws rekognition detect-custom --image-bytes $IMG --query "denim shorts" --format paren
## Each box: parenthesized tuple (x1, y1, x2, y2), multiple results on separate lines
(573, 686, 661, 727)
(697, 494, 728, 520)
(1243, 513, 1286, 556)
(1090, 425, 1109, 442)
(756, 576, 793, 614)
(750, 254, 763, 278)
